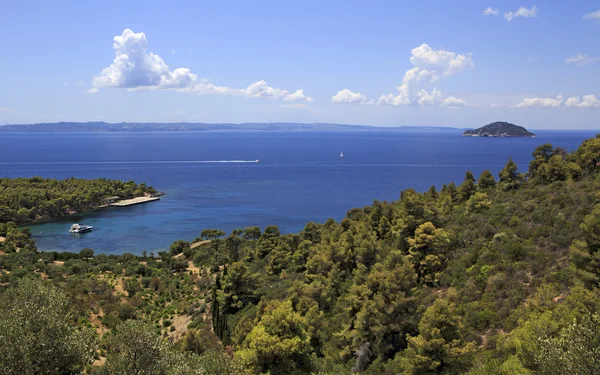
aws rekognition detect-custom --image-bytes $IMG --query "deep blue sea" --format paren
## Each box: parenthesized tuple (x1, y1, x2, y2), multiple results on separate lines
(0, 130, 596, 254)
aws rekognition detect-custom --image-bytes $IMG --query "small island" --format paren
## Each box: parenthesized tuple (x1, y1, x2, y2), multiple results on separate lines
(463, 121, 535, 138)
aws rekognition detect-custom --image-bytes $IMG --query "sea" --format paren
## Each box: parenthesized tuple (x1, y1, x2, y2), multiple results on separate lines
(0, 130, 596, 254)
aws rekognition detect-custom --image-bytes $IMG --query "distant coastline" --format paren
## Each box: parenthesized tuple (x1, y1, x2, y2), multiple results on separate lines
(0, 121, 466, 133)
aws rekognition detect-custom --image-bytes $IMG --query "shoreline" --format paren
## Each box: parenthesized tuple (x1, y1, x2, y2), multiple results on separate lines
(16, 193, 165, 228)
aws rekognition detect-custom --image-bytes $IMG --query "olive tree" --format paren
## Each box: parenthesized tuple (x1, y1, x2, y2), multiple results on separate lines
(0, 278, 97, 375)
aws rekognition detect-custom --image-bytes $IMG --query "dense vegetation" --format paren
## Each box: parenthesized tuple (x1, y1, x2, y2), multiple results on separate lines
(463, 122, 535, 137)
(2, 135, 600, 374)
(0, 177, 157, 224)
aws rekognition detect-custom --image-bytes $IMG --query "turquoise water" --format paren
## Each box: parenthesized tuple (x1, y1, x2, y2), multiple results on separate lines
(0, 130, 595, 254)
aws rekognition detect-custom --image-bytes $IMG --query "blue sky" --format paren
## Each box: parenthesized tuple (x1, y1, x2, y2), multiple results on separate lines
(1, 0, 599, 129)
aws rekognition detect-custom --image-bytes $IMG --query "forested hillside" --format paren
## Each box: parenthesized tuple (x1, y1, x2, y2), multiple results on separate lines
(0, 177, 157, 224)
(2, 136, 600, 374)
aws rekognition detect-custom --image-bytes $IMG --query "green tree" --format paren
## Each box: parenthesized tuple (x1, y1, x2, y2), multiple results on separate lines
(226, 233, 243, 262)
(0, 278, 97, 375)
(243, 226, 262, 240)
(80, 247, 94, 259)
(529, 143, 554, 177)
(477, 170, 496, 189)
(170, 240, 190, 255)
(580, 204, 600, 252)
(105, 320, 169, 374)
(238, 300, 311, 375)
(344, 251, 419, 358)
(498, 158, 521, 190)
(401, 298, 476, 374)
(535, 312, 600, 375)
(200, 229, 226, 240)
(575, 135, 600, 172)
(466, 192, 492, 213)
(458, 171, 476, 201)
(408, 222, 450, 285)
(220, 261, 256, 313)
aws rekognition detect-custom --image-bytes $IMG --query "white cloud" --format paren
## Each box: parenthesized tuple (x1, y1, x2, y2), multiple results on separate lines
(514, 94, 600, 108)
(93, 29, 312, 102)
(412, 89, 468, 108)
(441, 96, 469, 108)
(565, 95, 600, 108)
(376, 44, 472, 108)
(504, 6, 537, 21)
(283, 89, 313, 102)
(87, 88, 99, 94)
(483, 7, 499, 16)
(566, 53, 599, 66)
(526, 57, 540, 63)
(409, 44, 474, 76)
(583, 10, 600, 19)
(514, 96, 563, 108)
(63, 82, 69, 86)
(77, 81, 84, 85)
(331, 89, 370, 104)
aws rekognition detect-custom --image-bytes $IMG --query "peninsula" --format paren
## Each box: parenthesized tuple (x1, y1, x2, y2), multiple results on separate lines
(463, 121, 535, 137)
(0, 177, 159, 224)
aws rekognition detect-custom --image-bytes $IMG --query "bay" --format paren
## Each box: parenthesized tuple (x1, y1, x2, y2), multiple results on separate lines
(0, 130, 595, 254)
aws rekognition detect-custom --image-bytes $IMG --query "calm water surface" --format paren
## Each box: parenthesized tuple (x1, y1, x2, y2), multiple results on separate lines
(0, 130, 595, 254)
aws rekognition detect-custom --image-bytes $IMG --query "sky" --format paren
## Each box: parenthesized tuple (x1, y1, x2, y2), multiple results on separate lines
(1, 0, 599, 129)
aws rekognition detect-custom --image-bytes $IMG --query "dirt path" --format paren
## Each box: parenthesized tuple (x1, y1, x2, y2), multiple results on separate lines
(191, 240, 211, 249)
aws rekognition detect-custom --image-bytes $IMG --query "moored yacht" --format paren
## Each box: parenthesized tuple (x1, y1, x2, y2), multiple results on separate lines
(69, 223, 93, 233)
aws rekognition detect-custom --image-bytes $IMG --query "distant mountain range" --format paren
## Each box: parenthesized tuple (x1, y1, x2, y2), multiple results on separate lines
(0, 122, 466, 132)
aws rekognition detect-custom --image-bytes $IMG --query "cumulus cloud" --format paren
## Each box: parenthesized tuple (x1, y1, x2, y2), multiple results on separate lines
(565, 95, 600, 108)
(408, 44, 474, 76)
(92, 29, 312, 102)
(504, 6, 537, 21)
(513, 94, 600, 108)
(441, 96, 469, 108)
(87, 88, 99, 94)
(583, 10, 600, 19)
(376, 44, 471, 108)
(483, 7, 500, 16)
(514, 96, 563, 108)
(566, 53, 599, 66)
(283, 89, 313, 102)
(331, 89, 370, 104)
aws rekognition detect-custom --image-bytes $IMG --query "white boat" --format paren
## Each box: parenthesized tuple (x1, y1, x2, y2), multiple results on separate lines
(69, 223, 93, 233)
(340, 150, 344, 158)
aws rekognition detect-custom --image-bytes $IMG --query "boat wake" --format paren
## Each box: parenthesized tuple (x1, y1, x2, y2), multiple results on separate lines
(3, 160, 261, 165)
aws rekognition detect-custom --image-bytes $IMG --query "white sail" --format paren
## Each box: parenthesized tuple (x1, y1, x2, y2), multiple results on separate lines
(340, 151, 344, 158)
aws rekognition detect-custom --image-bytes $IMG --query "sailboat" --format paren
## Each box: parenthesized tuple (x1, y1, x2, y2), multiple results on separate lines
(340, 150, 344, 158)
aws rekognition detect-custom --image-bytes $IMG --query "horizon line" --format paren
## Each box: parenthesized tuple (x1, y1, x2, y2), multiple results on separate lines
(0, 121, 599, 132)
